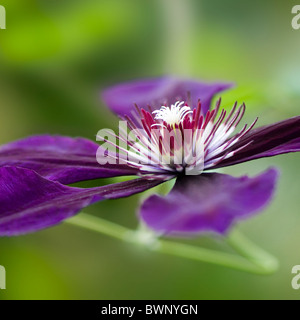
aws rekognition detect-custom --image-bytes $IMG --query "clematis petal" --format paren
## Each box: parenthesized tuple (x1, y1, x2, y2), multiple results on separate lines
(0, 166, 163, 236)
(212, 116, 300, 169)
(140, 168, 278, 236)
(0, 135, 139, 184)
(101, 76, 232, 117)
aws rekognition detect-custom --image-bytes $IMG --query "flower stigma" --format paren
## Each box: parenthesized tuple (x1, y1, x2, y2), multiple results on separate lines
(152, 101, 192, 128)
(97, 99, 257, 178)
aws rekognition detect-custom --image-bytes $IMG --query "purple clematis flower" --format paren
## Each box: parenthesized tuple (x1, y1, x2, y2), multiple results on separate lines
(0, 76, 299, 237)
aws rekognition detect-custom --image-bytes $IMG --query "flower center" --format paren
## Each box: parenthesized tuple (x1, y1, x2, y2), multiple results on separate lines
(152, 101, 192, 127)
(97, 99, 257, 178)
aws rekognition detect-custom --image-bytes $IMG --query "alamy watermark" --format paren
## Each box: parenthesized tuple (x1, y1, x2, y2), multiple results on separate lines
(96, 121, 205, 175)
(0, 5, 6, 29)
(0, 265, 5, 289)
(292, 5, 300, 30)
(292, 265, 300, 290)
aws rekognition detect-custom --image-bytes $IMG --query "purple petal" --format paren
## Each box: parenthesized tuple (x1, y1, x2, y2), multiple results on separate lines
(140, 169, 278, 236)
(213, 116, 300, 169)
(101, 76, 232, 117)
(0, 166, 163, 236)
(0, 135, 139, 184)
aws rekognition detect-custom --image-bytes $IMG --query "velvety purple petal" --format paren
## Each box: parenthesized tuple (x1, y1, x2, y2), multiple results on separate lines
(0, 166, 163, 236)
(212, 116, 300, 169)
(101, 76, 232, 117)
(0, 135, 139, 184)
(140, 169, 278, 236)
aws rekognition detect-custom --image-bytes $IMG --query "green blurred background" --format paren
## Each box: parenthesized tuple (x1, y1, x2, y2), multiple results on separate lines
(0, 0, 300, 300)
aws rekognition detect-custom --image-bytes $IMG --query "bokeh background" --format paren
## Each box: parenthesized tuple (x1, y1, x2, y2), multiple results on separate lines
(0, 0, 300, 300)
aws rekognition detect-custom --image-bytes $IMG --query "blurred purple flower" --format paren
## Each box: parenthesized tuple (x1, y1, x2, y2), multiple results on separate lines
(0, 76, 299, 237)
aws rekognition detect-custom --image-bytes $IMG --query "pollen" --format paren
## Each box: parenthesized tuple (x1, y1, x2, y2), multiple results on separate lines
(152, 101, 192, 127)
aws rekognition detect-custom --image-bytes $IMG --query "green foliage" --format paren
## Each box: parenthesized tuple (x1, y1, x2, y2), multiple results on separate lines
(0, 0, 300, 300)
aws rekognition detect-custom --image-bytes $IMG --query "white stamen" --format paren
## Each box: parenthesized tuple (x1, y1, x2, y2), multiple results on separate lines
(97, 101, 253, 177)
(152, 101, 192, 127)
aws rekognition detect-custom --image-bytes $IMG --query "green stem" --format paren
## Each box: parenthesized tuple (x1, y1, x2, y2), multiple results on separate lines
(66, 213, 279, 275)
(226, 229, 279, 274)
(160, 0, 194, 75)
(66, 212, 134, 242)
